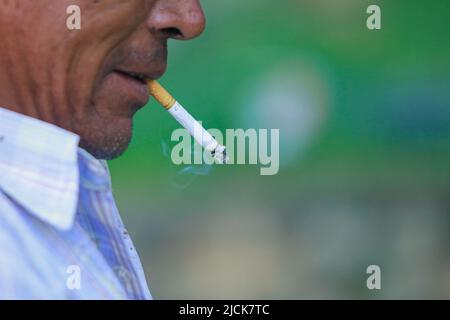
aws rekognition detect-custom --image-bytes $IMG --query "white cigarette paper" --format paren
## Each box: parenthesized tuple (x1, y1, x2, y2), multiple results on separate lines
(148, 80, 227, 163)
(168, 101, 219, 152)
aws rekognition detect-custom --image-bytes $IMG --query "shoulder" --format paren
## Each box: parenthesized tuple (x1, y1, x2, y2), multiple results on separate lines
(0, 188, 36, 247)
(0, 187, 55, 264)
(0, 189, 63, 299)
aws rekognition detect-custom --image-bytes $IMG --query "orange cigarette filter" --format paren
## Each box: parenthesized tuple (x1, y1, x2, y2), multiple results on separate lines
(147, 80, 175, 110)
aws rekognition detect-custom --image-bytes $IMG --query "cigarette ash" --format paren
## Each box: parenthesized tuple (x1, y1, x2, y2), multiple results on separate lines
(211, 145, 229, 164)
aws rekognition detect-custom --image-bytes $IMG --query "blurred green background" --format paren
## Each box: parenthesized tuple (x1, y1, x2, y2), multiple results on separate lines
(109, 0, 450, 299)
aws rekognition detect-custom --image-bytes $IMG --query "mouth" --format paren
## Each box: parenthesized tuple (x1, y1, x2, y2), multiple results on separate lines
(116, 70, 148, 82)
(98, 44, 168, 117)
(111, 70, 151, 108)
(107, 65, 166, 115)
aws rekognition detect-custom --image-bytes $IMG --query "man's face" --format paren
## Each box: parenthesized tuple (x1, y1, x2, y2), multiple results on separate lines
(0, 0, 205, 159)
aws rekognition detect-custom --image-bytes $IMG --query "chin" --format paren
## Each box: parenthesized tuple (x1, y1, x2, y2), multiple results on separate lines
(77, 116, 134, 160)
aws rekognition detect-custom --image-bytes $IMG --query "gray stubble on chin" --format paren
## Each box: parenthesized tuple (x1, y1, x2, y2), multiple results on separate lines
(77, 120, 133, 160)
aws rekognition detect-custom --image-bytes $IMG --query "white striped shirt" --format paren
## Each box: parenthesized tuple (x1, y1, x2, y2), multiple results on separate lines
(0, 107, 152, 299)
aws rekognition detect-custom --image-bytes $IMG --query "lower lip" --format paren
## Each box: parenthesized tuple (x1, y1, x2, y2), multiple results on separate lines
(110, 71, 149, 110)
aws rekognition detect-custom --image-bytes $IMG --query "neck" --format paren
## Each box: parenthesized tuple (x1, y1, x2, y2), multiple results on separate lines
(0, 54, 63, 127)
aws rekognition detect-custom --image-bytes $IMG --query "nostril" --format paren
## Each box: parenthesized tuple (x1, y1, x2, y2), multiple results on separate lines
(148, 0, 205, 40)
(161, 27, 183, 38)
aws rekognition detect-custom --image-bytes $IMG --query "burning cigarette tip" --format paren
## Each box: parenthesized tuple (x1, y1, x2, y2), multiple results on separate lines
(212, 145, 229, 164)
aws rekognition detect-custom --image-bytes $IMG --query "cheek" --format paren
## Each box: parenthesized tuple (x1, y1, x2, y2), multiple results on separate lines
(82, 0, 148, 33)
(63, 1, 149, 115)
(66, 0, 148, 65)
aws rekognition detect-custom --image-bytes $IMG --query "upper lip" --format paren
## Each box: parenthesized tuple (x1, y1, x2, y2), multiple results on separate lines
(114, 66, 166, 83)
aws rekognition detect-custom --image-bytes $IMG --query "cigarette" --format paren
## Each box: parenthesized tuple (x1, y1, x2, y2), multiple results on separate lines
(147, 80, 228, 164)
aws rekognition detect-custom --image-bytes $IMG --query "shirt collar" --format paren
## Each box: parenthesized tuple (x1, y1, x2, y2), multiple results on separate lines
(0, 107, 82, 231)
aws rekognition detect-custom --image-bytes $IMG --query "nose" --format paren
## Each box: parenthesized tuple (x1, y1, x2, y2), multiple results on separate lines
(148, 0, 206, 40)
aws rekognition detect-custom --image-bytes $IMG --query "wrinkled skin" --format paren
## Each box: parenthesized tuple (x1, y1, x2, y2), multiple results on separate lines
(0, 0, 205, 159)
